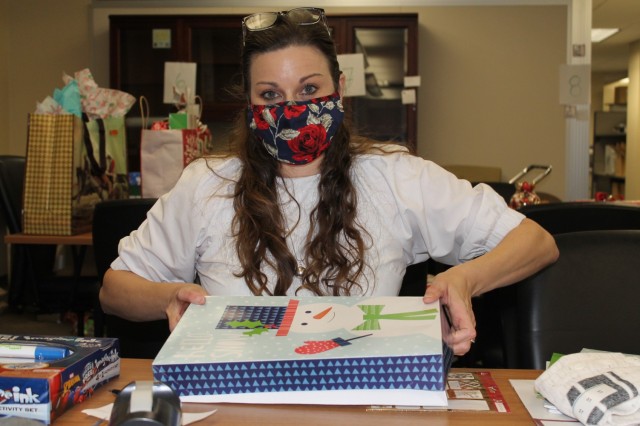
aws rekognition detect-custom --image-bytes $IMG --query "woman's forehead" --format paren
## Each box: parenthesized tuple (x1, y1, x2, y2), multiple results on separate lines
(250, 45, 331, 79)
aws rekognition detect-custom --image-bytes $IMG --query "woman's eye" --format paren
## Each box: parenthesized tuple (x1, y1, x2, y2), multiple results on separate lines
(261, 91, 280, 101)
(301, 85, 318, 96)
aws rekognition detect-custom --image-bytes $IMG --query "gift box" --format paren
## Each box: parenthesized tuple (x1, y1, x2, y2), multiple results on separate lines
(0, 335, 120, 424)
(153, 296, 453, 406)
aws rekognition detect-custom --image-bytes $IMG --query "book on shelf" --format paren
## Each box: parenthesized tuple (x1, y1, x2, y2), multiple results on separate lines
(153, 295, 454, 406)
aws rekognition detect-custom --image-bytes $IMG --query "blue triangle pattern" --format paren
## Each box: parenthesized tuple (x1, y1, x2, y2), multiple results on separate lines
(154, 354, 446, 397)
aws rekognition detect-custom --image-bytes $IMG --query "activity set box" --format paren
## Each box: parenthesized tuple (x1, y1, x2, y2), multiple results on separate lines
(0, 334, 120, 424)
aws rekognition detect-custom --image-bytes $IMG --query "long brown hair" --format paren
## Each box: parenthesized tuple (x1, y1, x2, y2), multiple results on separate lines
(224, 16, 376, 296)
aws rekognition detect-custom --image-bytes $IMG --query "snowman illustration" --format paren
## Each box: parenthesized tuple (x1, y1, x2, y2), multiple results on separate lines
(217, 297, 440, 355)
(290, 297, 439, 334)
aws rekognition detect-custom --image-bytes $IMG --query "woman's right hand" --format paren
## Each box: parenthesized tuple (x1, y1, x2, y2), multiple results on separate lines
(166, 283, 207, 330)
(100, 269, 208, 328)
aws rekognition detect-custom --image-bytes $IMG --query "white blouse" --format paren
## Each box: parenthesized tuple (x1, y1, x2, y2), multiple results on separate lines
(111, 148, 524, 296)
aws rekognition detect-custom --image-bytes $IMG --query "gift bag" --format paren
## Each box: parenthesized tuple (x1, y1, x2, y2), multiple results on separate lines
(84, 115, 130, 199)
(23, 68, 135, 235)
(139, 97, 210, 198)
(23, 113, 96, 235)
(140, 128, 208, 198)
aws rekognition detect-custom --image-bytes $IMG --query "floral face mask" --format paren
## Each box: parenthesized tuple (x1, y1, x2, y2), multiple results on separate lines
(247, 92, 344, 165)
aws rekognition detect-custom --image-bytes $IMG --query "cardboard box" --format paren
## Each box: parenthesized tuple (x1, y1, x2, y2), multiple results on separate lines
(0, 335, 120, 424)
(153, 296, 453, 406)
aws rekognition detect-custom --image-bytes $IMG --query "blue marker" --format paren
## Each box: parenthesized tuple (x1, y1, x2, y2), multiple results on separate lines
(0, 343, 71, 361)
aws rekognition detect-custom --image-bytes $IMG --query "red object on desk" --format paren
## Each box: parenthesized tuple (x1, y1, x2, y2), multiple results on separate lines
(594, 191, 625, 202)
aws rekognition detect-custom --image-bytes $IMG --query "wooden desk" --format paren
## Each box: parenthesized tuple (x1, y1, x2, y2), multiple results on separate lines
(4, 231, 93, 246)
(4, 232, 94, 336)
(59, 359, 542, 425)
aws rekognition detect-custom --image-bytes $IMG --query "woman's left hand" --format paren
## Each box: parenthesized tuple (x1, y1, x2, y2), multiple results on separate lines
(423, 270, 477, 356)
(421, 218, 559, 356)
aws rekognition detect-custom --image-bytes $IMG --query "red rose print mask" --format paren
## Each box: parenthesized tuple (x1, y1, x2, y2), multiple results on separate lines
(247, 92, 344, 165)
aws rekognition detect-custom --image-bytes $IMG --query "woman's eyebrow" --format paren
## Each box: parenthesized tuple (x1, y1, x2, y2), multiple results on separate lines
(299, 73, 323, 83)
(254, 81, 279, 88)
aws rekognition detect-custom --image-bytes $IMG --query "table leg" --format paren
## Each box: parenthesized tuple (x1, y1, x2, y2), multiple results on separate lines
(69, 245, 88, 337)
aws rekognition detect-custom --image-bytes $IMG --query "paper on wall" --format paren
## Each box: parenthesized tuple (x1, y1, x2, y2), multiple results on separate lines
(337, 53, 366, 97)
(401, 89, 416, 105)
(164, 62, 197, 104)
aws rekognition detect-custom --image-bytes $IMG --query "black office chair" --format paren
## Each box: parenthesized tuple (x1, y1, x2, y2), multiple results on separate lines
(92, 197, 171, 358)
(498, 230, 640, 369)
(398, 261, 428, 296)
(479, 201, 640, 366)
(0, 155, 58, 312)
(518, 201, 640, 234)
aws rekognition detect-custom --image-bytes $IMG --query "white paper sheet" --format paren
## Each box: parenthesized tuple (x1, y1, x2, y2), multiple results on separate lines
(180, 388, 447, 407)
(82, 403, 217, 425)
(510, 379, 579, 423)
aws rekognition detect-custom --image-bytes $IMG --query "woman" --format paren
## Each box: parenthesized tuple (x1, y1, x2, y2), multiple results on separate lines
(100, 8, 558, 356)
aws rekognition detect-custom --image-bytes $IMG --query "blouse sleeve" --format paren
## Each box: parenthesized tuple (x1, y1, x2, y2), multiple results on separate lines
(370, 150, 525, 265)
(110, 159, 213, 283)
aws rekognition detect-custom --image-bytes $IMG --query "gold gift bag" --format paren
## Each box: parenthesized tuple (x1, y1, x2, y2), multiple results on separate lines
(23, 113, 95, 235)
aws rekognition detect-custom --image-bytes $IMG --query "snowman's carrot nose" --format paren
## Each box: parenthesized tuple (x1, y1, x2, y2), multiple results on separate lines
(313, 307, 332, 319)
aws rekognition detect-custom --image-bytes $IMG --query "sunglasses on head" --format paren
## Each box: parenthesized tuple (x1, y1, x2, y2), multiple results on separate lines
(241, 7, 329, 45)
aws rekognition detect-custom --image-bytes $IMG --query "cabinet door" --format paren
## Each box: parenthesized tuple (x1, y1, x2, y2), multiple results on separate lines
(185, 17, 243, 143)
(110, 16, 181, 122)
(332, 15, 418, 152)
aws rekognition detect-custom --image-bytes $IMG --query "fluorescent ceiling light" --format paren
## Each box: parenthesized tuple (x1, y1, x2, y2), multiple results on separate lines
(591, 28, 619, 43)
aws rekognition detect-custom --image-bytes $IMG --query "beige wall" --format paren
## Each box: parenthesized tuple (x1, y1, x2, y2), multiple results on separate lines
(4, 0, 92, 156)
(0, 0, 7, 276)
(0, 0, 9, 154)
(627, 40, 640, 199)
(5, 2, 569, 199)
(418, 6, 566, 196)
